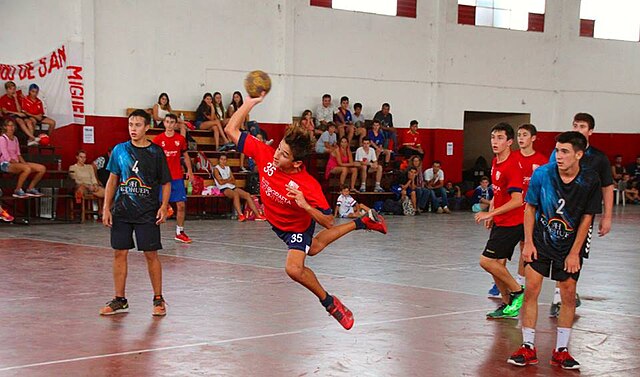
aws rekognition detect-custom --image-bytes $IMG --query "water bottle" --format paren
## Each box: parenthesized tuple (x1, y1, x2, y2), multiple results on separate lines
(180, 112, 185, 122)
(187, 180, 193, 195)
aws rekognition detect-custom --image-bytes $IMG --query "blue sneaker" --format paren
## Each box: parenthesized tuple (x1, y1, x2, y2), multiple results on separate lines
(26, 188, 44, 197)
(12, 188, 28, 198)
(488, 283, 501, 298)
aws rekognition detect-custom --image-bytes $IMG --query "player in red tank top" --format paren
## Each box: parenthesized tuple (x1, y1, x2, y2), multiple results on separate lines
(224, 90, 387, 330)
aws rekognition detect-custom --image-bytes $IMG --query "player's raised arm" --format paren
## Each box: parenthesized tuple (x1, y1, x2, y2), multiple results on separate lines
(225, 93, 265, 145)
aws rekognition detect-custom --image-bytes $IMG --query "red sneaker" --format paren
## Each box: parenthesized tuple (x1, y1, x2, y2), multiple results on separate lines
(326, 295, 354, 330)
(361, 210, 387, 234)
(254, 213, 267, 221)
(174, 231, 192, 243)
(0, 208, 14, 222)
(237, 214, 247, 222)
(166, 205, 175, 218)
(551, 348, 580, 370)
(507, 344, 538, 367)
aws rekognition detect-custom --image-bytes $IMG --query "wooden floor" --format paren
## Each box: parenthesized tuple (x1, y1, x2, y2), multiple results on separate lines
(0, 206, 638, 376)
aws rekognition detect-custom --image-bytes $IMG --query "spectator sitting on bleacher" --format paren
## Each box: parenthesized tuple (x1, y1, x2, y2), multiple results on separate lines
(213, 154, 265, 222)
(471, 175, 493, 213)
(409, 155, 429, 211)
(399, 120, 424, 158)
(301, 109, 322, 138)
(334, 96, 354, 143)
(315, 94, 335, 132)
(0, 189, 15, 222)
(445, 181, 464, 210)
(373, 103, 397, 152)
(424, 160, 450, 214)
(335, 185, 371, 218)
(325, 136, 358, 192)
(355, 138, 384, 193)
(1, 81, 39, 146)
(611, 154, 626, 183)
(315, 122, 338, 154)
(400, 166, 418, 216)
(212, 92, 228, 128)
(352, 102, 367, 147)
(227, 91, 248, 126)
(21, 84, 56, 136)
(367, 120, 391, 165)
(152, 93, 187, 137)
(92, 147, 113, 187)
(626, 156, 640, 184)
(0, 118, 45, 198)
(195, 92, 230, 150)
(69, 149, 105, 203)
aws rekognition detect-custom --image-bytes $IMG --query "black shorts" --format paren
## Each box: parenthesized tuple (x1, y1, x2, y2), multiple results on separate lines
(526, 252, 583, 282)
(482, 224, 524, 260)
(111, 219, 162, 251)
(272, 221, 316, 254)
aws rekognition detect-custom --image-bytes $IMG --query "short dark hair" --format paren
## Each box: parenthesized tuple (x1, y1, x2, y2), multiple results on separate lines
(491, 122, 515, 140)
(341, 184, 350, 190)
(518, 123, 537, 136)
(354, 103, 362, 110)
(480, 176, 489, 182)
(372, 119, 381, 125)
(76, 149, 86, 156)
(284, 126, 312, 161)
(4, 81, 15, 90)
(574, 113, 595, 130)
(129, 109, 151, 125)
(555, 131, 587, 152)
(433, 160, 441, 165)
(165, 113, 178, 122)
(340, 96, 349, 103)
(322, 94, 331, 100)
(362, 137, 371, 143)
(410, 120, 419, 126)
(327, 122, 336, 129)
(382, 103, 390, 109)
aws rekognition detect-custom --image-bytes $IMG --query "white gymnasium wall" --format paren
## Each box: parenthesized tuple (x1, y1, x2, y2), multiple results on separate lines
(1, 0, 639, 132)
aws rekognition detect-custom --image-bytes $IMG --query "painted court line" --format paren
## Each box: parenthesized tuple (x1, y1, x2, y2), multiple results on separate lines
(0, 308, 490, 372)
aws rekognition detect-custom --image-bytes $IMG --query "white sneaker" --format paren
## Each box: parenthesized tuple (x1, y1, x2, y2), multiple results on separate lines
(266, 139, 274, 146)
(27, 137, 40, 146)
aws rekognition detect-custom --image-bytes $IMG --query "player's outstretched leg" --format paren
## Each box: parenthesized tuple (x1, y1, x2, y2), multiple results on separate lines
(308, 210, 387, 257)
(285, 250, 354, 330)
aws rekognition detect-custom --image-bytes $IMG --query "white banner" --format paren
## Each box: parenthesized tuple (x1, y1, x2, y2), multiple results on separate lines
(0, 43, 85, 127)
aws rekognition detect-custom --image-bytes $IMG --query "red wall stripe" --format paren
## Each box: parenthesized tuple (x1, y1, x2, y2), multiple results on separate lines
(309, 0, 331, 8)
(396, 0, 417, 18)
(527, 13, 545, 32)
(457, 5, 476, 25)
(580, 19, 595, 37)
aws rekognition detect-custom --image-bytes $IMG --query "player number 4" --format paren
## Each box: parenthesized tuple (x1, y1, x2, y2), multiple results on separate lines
(132, 160, 140, 174)
(556, 198, 566, 215)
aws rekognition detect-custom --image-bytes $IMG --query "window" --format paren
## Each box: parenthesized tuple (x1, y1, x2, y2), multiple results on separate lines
(458, 0, 545, 32)
(580, 0, 640, 42)
(310, 0, 416, 18)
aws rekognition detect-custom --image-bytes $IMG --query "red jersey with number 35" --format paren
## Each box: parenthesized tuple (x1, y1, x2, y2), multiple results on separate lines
(238, 133, 330, 232)
(152, 132, 187, 180)
(518, 150, 547, 197)
(491, 151, 524, 227)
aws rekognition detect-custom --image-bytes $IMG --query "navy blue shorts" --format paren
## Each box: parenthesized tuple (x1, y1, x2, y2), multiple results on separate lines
(111, 219, 162, 252)
(272, 221, 316, 254)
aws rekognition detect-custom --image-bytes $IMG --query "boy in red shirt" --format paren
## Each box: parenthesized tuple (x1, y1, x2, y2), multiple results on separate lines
(225, 91, 387, 330)
(152, 114, 194, 243)
(0, 81, 39, 145)
(21, 84, 56, 136)
(475, 123, 526, 319)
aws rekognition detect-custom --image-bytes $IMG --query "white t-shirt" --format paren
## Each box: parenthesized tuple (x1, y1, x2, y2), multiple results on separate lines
(424, 168, 444, 183)
(214, 165, 235, 190)
(352, 113, 365, 124)
(315, 105, 336, 126)
(336, 194, 357, 218)
(355, 147, 377, 163)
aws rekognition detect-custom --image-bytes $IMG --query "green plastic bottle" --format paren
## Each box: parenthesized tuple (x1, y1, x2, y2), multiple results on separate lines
(187, 180, 193, 195)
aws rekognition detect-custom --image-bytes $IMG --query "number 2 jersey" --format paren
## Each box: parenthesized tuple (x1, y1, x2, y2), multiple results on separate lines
(525, 162, 602, 260)
(107, 141, 171, 223)
(237, 133, 331, 232)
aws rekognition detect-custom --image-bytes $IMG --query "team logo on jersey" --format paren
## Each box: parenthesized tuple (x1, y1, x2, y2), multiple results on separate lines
(532, 164, 540, 171)
(287, 180, 299, 190)
(119, 177, 152, 196)
(540, 215, 574, 240)
(496, 171, 501, 180)
(175, 140, 180, 147)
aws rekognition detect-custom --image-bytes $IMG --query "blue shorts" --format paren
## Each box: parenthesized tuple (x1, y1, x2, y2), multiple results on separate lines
(194, 120, 203, 129)
(0, 161, 9, 173)
(272, 221, 316, 254)
(159, 179, 187, 203)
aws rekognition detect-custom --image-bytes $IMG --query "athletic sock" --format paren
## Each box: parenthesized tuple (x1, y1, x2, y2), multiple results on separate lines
(522, 327, 535, 347)
(556, 327, 572, 351)
(375, 181, 381, 187)
(115, 296, 126, 301)
(353, 217, 367, 230)
(553, 287, 561, 304)
(176, 226, 184, 235)
(320, 293, 334, 308)
(516, 274, 525, 286)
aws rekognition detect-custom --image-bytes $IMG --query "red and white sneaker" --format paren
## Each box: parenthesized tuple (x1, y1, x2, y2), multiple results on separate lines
(237, 214, 247, 222)
(551, 348, 580, 370)
(174, 231, 192, 243)
(166, 205, 175, 219)
(254, 213, 267, 221)
(0, 208, 14, 222)
(361, 210, 387, 234)
(507, 344, 538, 367)
(326, 295, 354, 330)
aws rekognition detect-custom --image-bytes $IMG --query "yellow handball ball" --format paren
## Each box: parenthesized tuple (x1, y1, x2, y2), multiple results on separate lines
(244, 70, 271, 98)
